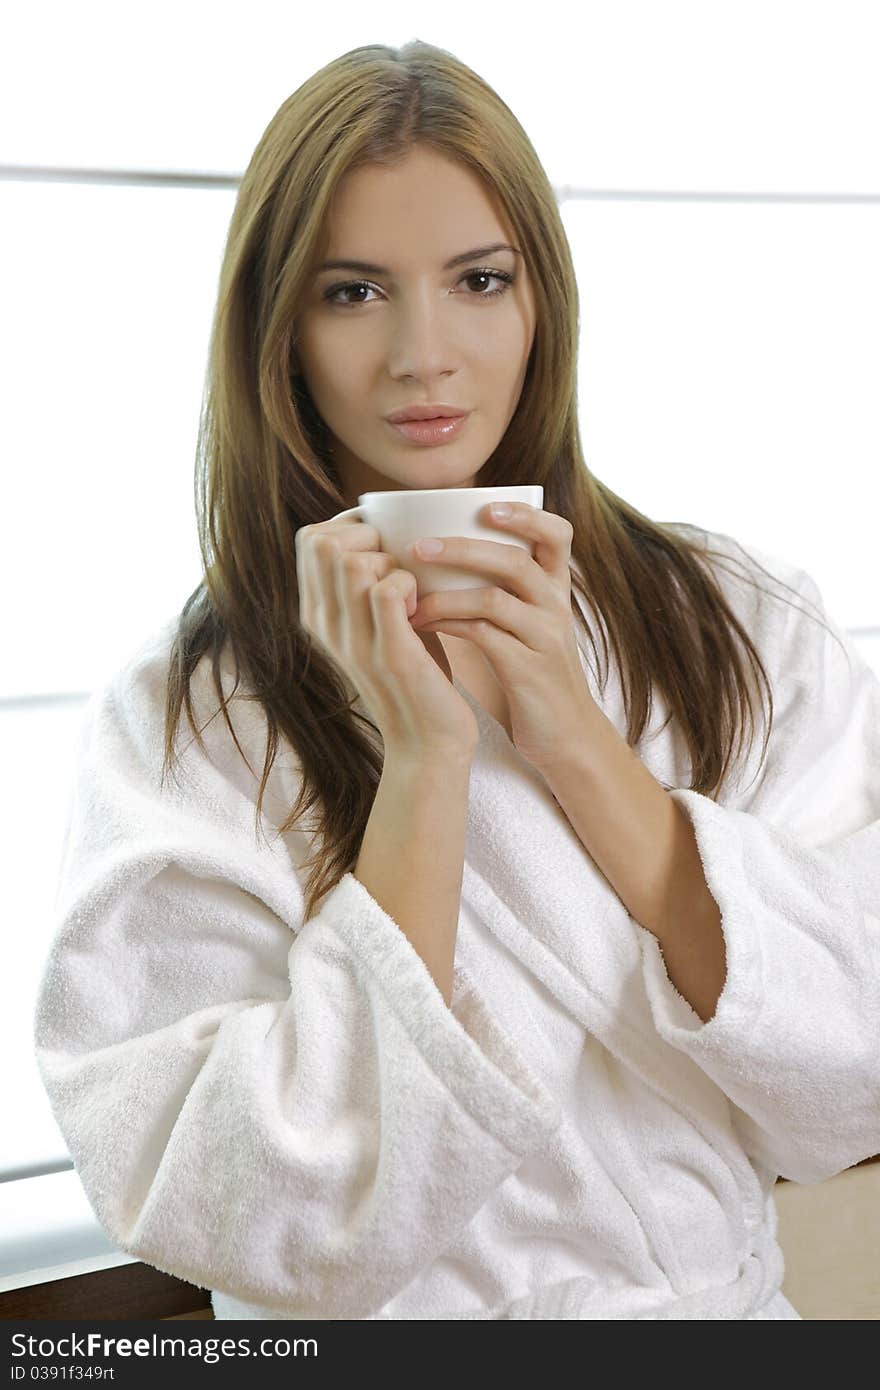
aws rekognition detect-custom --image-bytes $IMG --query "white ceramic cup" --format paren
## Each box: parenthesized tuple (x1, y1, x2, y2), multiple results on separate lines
(332, 485, 544, 596)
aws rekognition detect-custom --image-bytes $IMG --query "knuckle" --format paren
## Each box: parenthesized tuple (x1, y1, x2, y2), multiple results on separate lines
(373, 581, 399, 602)
(339, 548, 367, 572)
(312, 532, 341, 559)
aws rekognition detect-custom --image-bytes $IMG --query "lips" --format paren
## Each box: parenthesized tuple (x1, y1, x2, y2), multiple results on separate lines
(387, 413, 470, 446)
(386, 405, 470, 423)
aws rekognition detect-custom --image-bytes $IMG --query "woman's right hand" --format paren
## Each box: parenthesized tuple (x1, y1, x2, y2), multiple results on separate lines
(295, 512, 479, 762)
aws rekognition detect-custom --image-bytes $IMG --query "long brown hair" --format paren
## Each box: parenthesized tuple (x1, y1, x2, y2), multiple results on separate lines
(162, 39, 839, 922)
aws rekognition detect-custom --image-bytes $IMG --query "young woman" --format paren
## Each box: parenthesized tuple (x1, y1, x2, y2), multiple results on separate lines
(34, 40, 880, 1321)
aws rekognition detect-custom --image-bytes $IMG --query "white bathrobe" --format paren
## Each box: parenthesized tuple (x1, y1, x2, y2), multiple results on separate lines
(32, 525, 880, 1320)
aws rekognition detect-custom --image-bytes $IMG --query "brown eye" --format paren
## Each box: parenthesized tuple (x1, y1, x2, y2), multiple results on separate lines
(323, 267, 515, 307)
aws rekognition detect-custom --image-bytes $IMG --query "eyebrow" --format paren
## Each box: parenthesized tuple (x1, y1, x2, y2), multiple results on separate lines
(315, 243, 521, 275)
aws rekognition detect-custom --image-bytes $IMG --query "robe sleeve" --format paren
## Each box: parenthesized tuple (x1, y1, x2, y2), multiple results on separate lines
(32, 658, 562, 1318)
(635, 560, 880, 1185)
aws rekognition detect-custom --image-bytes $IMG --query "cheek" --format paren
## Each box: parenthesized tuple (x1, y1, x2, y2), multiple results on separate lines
(479, 347, 531, 410)
(472, 317, 531, 371)
(299, 343, 356, 405)
(316, 334, 378, 392)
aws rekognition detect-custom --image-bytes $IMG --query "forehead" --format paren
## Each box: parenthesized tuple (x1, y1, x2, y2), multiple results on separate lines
(322, 150, 513, 261)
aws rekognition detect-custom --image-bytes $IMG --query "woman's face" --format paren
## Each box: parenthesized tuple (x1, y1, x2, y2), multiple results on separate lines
(294, 145, 537, 506)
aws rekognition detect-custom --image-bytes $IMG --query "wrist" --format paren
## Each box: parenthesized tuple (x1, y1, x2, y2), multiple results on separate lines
(383, 745, 476, 778)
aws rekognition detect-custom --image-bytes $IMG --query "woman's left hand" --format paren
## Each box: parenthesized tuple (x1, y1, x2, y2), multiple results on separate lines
(407, 501, 596, 770)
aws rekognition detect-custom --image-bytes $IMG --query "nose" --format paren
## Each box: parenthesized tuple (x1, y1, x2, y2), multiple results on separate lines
(385, 292, 461, 383)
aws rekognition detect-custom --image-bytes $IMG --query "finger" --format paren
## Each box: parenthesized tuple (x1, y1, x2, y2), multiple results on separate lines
(369, 570, 421, 667)
(416, 588, 547, 651)
(334, 546, 398, 623)
(296, 520, 380, 620)
(409, 535, 554, 607)
(304, 534, 397, 656)
(480, 502, 574, 583)
(378, 567, 419, 618)
(301, 520, 383, 602)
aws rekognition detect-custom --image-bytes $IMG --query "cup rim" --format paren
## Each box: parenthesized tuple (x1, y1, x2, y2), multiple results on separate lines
(357, 485, 543, 503)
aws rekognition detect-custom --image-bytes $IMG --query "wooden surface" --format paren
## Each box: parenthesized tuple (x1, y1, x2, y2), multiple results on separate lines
(0, 1261, 210, 1320)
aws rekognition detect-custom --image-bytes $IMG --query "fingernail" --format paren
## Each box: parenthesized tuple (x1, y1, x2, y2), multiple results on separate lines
(491, 502, 512, 518)
(414, 538, 444, 556)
